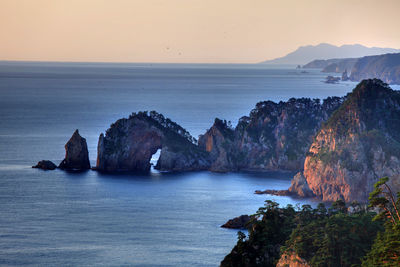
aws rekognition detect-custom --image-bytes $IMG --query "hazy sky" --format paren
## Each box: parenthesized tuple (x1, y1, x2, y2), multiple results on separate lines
(1, 0, 399, 63)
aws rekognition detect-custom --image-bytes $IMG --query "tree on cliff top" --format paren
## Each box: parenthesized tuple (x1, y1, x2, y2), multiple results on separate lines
(362, 177, 400, 266)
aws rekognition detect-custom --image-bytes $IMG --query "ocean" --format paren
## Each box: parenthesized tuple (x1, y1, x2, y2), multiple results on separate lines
(0, 62, 365, 266)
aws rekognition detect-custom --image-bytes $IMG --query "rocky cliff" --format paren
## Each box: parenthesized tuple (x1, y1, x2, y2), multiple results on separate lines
(214, 97, 344, 172)
(303, 58, 357, 73)
(322, 58, 357, 73)
(59, 129, 90, 170)
(349, 53, 400, 84)
(296, 79, 400, 202)
(96, 111, 210, 172)
(198, 118, 236, 172)
(304, 53, 400, 85)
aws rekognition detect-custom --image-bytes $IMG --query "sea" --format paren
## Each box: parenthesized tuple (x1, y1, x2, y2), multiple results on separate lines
(0, 62, 378, 266)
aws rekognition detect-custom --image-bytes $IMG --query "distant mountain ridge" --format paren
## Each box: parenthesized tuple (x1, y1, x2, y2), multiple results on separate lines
(261, 43, 400, 65)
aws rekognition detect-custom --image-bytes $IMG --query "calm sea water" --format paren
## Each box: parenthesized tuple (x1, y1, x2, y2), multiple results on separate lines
(0, 62, 368, 266)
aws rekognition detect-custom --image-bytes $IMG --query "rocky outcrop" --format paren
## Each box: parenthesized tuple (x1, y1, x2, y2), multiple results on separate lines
(325, 76, 340, 83)
(32, 160, 57, 170)
(198, 119, 236, 172)
(155, 146, 210, 171)
(341, 69, 349, 81)
(95, 97, 343, 174)
(255, 172, 315, 198)
(230, 97, 343, 172)
(305, 53, 400, 85)
(96, 111, 210, 172)
(322, 58, 358, 73)
(300, 79, 400, 202)
(349, 53, 400, 84)
(196, 97, 344, 173)
(276, 251, 310, 267)
(221, 215, 252, 229)
(58, 130, 90, 170)
(287, 172, 315, 197)
(254, 189, 291, 196)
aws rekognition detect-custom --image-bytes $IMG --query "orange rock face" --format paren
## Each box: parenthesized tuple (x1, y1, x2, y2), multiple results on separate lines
(297, 79, 400, 203)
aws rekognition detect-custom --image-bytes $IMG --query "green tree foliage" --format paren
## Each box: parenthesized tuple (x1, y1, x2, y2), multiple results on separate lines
(221, 200, 382, 267)
(283, 201, 381, 267)
(222, 177, 400, 267)
(362, 177, 400, 266)
(220, 201, 296, 267)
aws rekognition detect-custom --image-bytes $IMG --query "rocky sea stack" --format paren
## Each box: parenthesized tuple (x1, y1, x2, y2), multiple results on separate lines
(96, 111, 210, 172)
(221, 215, 252, 229)
(290, 79, 400, 202)
(58, 129, 91, 171)
(32, 160, 57, 170)
(198, 118, 236, 172)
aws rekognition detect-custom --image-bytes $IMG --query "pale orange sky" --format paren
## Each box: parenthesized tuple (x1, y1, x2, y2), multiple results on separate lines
(0, 0, 399, 63)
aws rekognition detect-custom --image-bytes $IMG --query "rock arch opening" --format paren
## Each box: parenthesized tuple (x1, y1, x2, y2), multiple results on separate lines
(150, 148, 162, 172)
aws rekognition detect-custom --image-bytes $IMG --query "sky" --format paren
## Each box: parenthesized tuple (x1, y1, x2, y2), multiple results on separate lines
(0, 0, 399, 63)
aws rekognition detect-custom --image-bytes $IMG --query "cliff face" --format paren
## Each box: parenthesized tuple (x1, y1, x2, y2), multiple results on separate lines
(197, 98, 343, 172)
(229, 97, 343, 172)
(198, 118, 236, 172)
(350, 53, 400, 85)
(96, 111, 210, 172)
(303, 58, 357, 73)
(299, 79, 400, 202)
(95, 96, 343, 174)
(59, 129, 90, 170)
(321, 58, 357, 73)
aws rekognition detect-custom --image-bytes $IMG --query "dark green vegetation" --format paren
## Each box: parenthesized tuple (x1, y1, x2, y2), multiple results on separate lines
(232, 96, 343, 170)
(363, 177, 400, 266)
(107, 111, 199, 153)
(221, 201, 296, 267)
(221, 178, 400, 267)
(97, 110, 211, 172)
(324, 79, 400, 138)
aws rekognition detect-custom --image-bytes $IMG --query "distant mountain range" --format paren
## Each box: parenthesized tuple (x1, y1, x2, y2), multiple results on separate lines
(261, 43, 400, 65)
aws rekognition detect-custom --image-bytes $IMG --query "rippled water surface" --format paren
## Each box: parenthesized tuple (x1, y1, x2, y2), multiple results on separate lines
(0, 62, 361, 266)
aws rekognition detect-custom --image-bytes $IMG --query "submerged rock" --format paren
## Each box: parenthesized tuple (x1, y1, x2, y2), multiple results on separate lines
(32, 160, 57, 170)
(221, 215, 252, 229)
(254, 189, 291, 196)
(59, 129, 90, 170)
(325, 76, 340, 84)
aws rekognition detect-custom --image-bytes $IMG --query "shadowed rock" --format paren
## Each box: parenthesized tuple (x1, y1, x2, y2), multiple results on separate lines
(32, 160, 57, 170)
(198, 118, 236, 172)
(59, 129, 90, 170)
(221, 215, 252, 229)
(96, 111, 210, 172)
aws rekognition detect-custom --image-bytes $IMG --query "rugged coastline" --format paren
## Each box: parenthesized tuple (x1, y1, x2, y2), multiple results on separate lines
(303, 53, 400, 85)
(34, 79, 400, 204)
